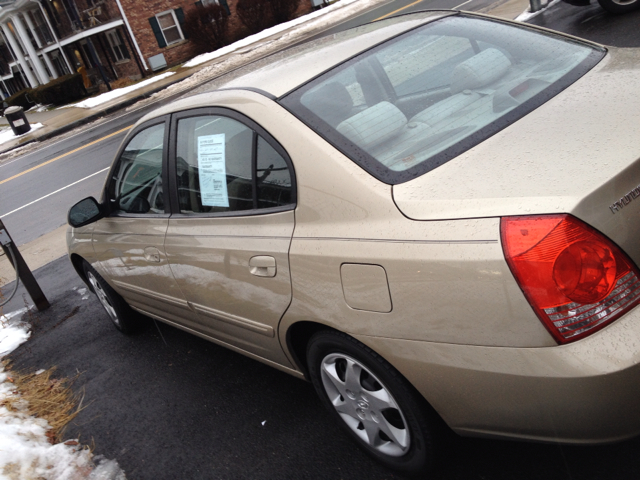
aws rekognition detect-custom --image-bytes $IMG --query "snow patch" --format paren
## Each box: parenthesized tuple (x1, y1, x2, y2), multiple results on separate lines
(184, 0, 368, 68)
(0, 123, 44, 146)
(0, 307, 30, 356)
(515, 0, 561, 21)
(0, 309, 127, 479)
(26, 104, 51, 113)
(66, 72, 176, 109)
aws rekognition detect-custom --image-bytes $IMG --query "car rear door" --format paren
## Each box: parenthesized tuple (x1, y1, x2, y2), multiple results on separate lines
(164, 108, 296, 366)
(92, 117, 196, 325)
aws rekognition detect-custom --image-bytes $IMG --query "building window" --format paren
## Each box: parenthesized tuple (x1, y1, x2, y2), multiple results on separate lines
(106, 29, 129, 62)
(50, 50, 70, 76)
(29, 10, 54, 46)
(156, 11, 183, 46)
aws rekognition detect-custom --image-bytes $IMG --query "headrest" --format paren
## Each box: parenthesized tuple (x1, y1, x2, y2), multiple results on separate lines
(337, 101, 407, 151)
(450, 48, 511, 94)
(301, 82, 354, 126)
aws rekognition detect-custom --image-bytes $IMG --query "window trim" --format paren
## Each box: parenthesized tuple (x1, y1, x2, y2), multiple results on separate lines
(155, 10, 184, 46)
(101, 116, 171, 218)
(167, 107, 297, 218)
(105, 29, 128, 63)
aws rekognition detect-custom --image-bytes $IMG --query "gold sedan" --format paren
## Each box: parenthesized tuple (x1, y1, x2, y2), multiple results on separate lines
(67, 11, 640, 474)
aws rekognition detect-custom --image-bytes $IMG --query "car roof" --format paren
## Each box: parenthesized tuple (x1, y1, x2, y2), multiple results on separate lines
(138, 10, 453, 124)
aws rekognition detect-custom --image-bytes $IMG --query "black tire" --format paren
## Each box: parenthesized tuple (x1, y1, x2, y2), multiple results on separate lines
(597, 0, 640, 13)
(82, 261, 144, 334)
(307, 330, 441, 475)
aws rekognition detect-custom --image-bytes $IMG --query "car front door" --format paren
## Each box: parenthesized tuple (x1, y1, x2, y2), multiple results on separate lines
(92, 118, 196, 325)
(164, 108, 296, 366)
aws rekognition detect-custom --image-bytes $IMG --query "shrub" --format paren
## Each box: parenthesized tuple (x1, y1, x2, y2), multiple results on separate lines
(236, 0, 274, 34)
(4, 89, 35, 109)
(270, 0, 301, 24)
(30, 73, 86, 106)
(183, 3, 230, 54)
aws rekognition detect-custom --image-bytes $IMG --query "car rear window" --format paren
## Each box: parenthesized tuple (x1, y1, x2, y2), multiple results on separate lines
(280, 15, 604, 185)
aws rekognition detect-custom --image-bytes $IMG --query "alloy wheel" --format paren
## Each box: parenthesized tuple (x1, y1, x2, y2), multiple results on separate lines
(320, 353, 410, 457)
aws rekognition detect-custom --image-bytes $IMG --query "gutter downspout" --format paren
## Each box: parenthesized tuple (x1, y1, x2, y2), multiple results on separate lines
(113, 0, 147, 71)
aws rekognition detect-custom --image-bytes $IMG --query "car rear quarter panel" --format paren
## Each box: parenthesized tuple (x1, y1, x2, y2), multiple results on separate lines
(356, 303, 640, 444)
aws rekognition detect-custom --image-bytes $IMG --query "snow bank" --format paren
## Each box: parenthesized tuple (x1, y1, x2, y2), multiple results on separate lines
(0, 308, 127, 479)
(67, 72, 176, 109)
(184, 0, 365, 68)
(0, 123, 44, 146)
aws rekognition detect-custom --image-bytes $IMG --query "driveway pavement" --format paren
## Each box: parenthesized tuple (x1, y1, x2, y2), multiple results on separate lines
(7, 255, 640, 479)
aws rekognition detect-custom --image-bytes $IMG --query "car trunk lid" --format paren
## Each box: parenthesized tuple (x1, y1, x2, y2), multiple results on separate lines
(393, 46, 640, 265)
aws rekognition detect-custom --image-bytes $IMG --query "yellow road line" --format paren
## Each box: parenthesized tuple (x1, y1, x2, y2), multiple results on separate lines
(374, 0, 426, 20)
(0, 124, 133, 186)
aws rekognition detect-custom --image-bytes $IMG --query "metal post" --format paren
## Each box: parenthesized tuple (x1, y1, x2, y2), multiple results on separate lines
(0, 218, 49, 311)
(530, 0, 543, 12)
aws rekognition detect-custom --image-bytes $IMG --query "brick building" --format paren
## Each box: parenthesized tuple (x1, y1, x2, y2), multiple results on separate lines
(123, 0, 313, 71)
(0, 0, 314, 98)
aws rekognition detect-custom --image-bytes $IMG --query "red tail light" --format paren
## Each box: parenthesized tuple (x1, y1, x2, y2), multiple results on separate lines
(501, 214, 640, 344)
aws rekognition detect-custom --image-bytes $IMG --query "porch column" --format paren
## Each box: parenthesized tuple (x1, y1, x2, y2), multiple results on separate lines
(41, 51, 58, 79)
(22, 11, 42, 49)
(11, 15, 49, 84)
(0, 22, 38, 87)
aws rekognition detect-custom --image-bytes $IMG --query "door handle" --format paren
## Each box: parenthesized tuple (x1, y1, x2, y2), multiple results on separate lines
(144, 246, 161, 263)
(249, 256, 276, 277)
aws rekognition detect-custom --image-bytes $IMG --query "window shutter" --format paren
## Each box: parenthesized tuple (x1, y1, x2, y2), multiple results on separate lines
(218, 0, 230, 15)
(174, 8, 187, 39)
(148, 17, 166, 48)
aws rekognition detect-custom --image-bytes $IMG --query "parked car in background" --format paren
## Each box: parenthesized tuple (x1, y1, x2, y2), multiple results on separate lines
(560, 0, 640, 14)
(67, 11, 640, 474)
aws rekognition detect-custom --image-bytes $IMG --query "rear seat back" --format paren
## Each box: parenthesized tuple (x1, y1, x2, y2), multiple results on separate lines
(450, 48, 511, 94)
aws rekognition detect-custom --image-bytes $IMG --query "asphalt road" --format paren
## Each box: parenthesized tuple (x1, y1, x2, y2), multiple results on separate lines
(0, 101, 161, 246)
(3, 1, 640, 479)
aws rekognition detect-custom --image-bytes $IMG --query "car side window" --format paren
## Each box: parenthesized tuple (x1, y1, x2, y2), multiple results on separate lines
(107, 123, 165, 215)
(175, 114, 293, 214)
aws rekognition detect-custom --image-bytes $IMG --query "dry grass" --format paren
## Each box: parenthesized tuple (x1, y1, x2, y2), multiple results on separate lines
(109, 77, 135, 90)
(1, 364, 86, 443)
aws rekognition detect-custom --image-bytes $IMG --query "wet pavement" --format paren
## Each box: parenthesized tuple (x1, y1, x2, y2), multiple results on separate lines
(7, 256, 640, 479)
(529, 1, 640, 47)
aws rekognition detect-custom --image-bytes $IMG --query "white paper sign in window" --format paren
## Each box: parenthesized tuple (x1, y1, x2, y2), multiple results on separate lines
(197, 134, 229, 207)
